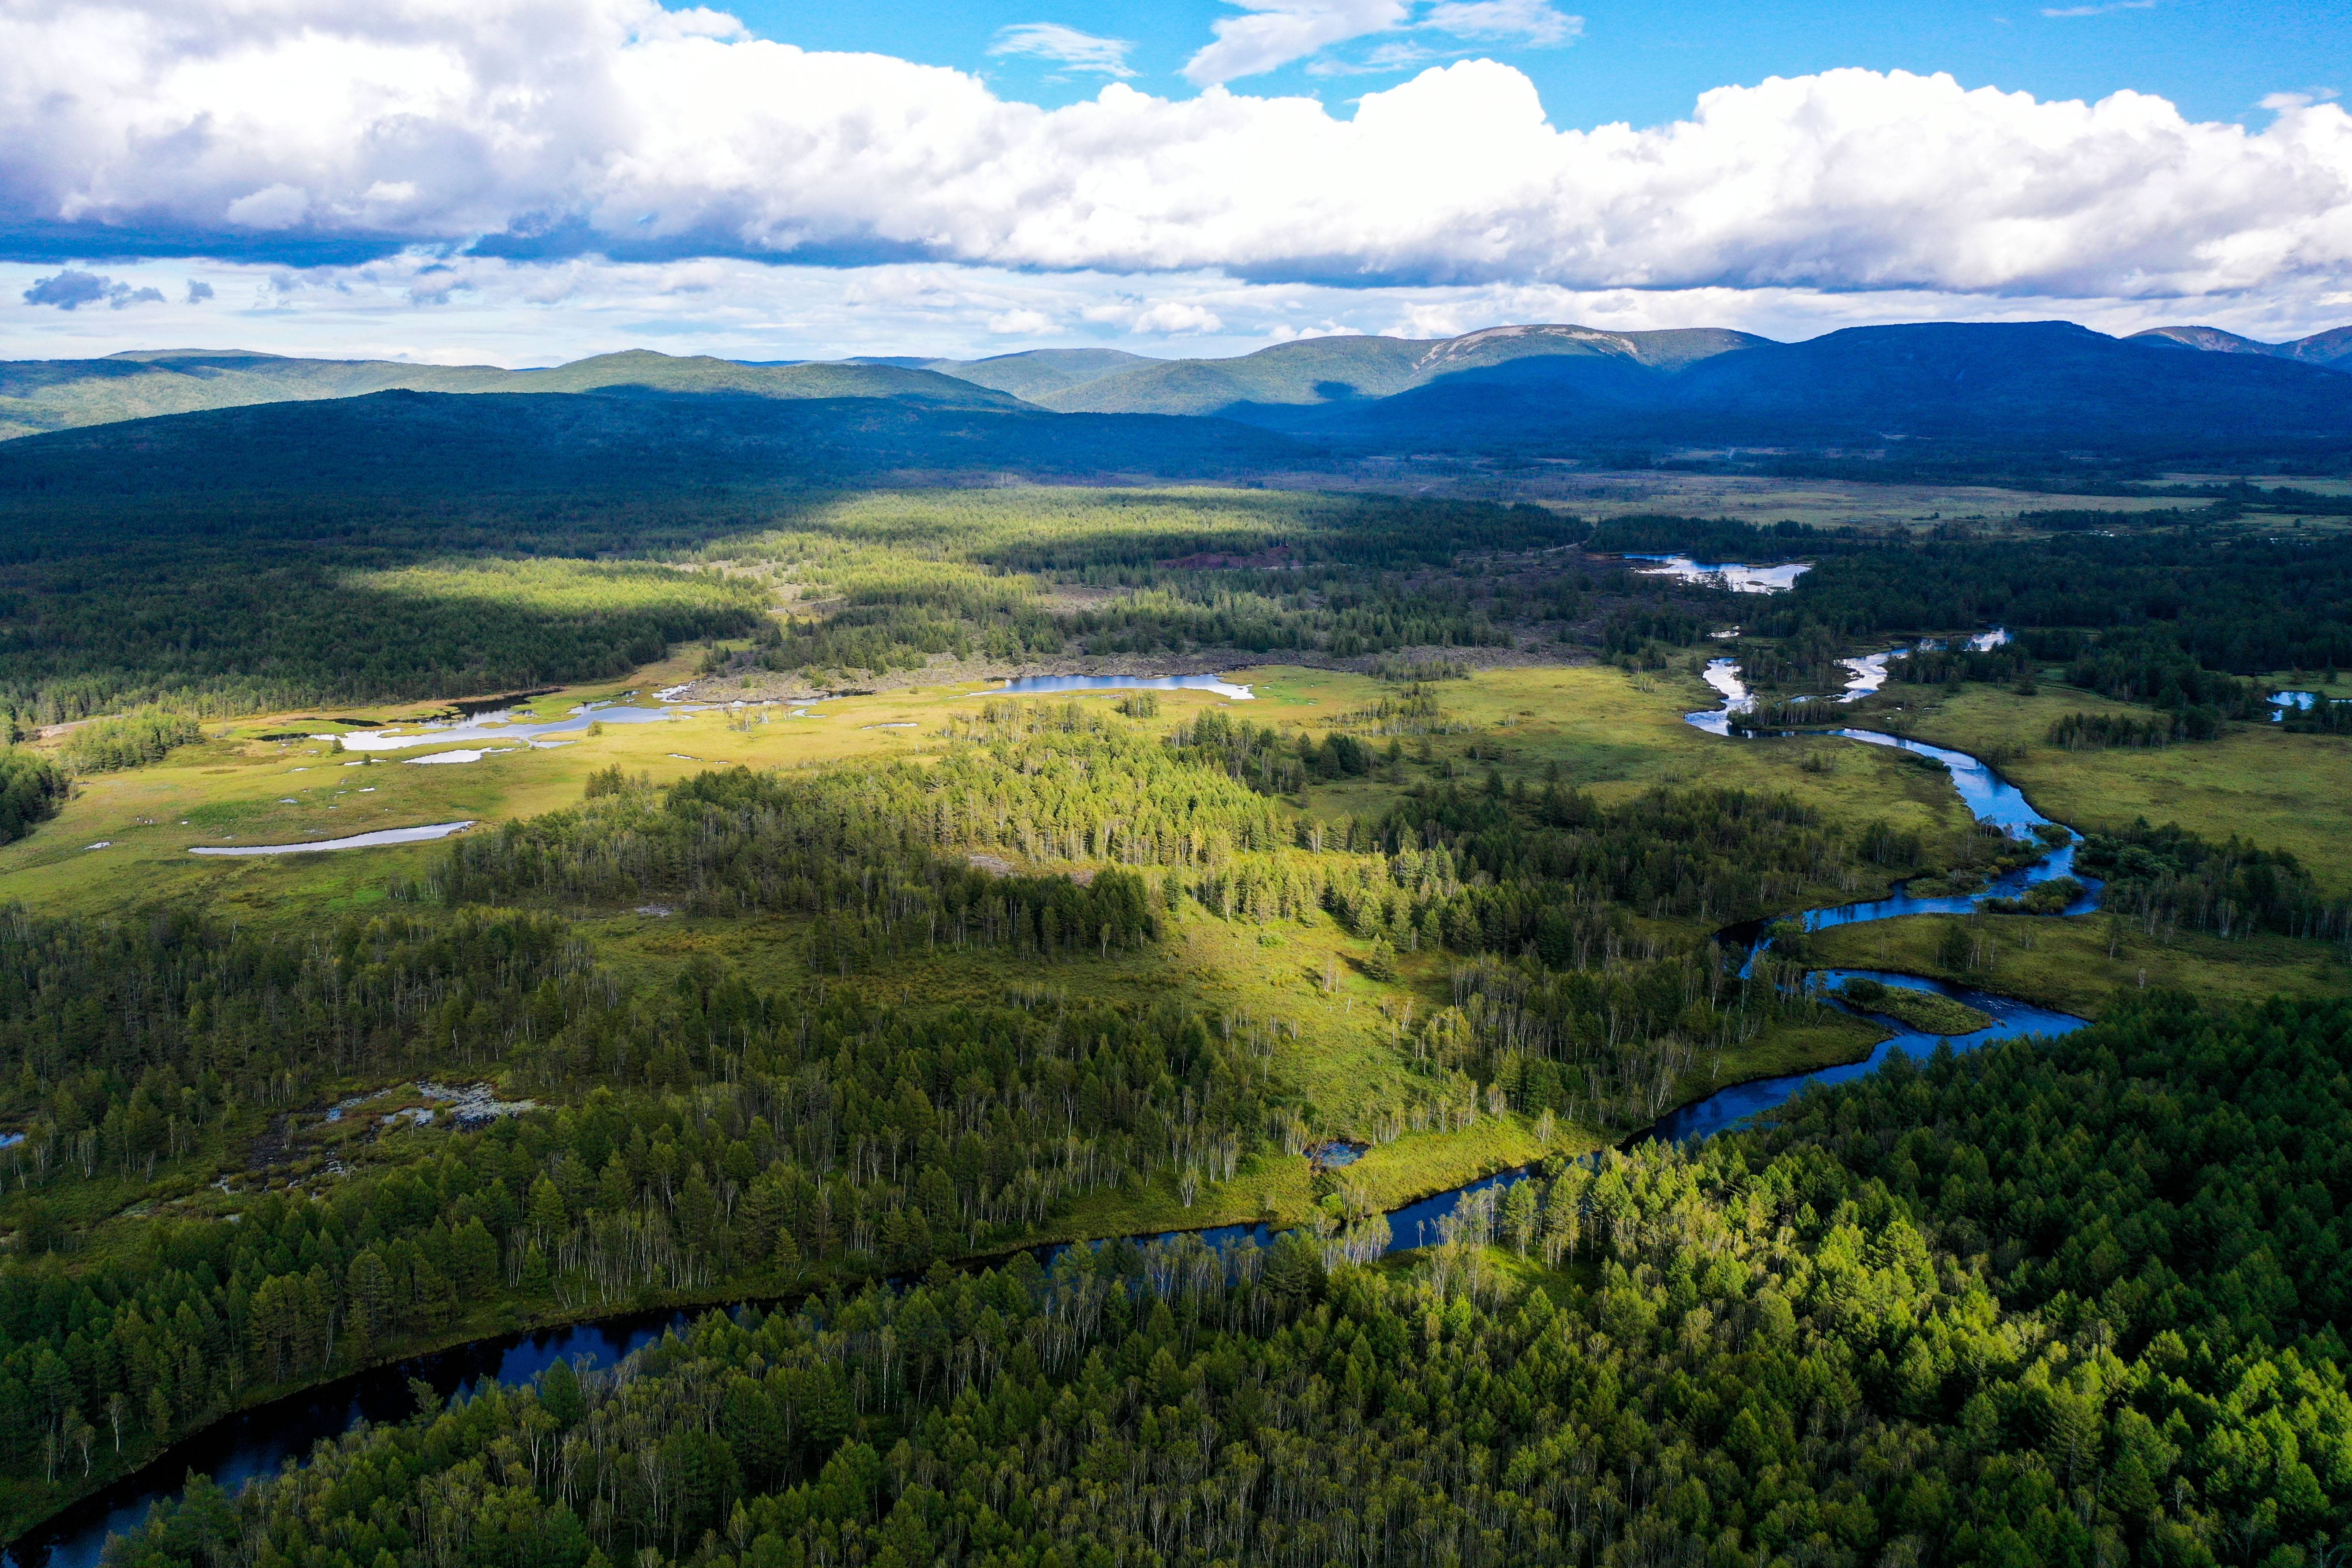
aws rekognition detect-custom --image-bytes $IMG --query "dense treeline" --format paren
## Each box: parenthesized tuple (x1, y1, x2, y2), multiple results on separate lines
(438, 704, 1280, 961)
(0, 749, 64, 844)
(2060, 629, 2261, 719)
(112, 993, 2352, 1568)
(2045, 711, 2221, 751)
(0, 556, 762, 727)
(1585, 513, 1825, 561)
(54, 708, 202, 772)
(1760, 531, 2352, 675)
(2076, 820, 2352, 943)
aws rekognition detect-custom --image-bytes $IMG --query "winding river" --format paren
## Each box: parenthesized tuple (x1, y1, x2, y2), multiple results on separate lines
(6, 633, 2097, 1568)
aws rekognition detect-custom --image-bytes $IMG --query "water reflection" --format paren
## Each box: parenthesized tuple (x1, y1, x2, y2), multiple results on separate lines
(986, 674, 1255, 700)
(325, 702, 691, 753)
(1644, 972, 2086, 1143)
(1623, 555, 1812, 593)
(5, 1310, 696, 1568)
(189, 822, 477, 857)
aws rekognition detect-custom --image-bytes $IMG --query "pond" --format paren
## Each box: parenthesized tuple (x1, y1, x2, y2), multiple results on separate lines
(326, 702, 693, 753)
(1623, 555, 1812, 593)
(2270, 689, 2350, 722)
(985, 674, 1256, 700)
(189, 822, 477, 857)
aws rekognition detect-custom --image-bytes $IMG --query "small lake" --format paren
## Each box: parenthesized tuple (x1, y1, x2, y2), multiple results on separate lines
(1623, 555, 1811, 593)
(327, 702, 691, 753)
(986, 674, 1256, 700)
(2270, 689, 2349, 722)
(190, 822, 476, 857)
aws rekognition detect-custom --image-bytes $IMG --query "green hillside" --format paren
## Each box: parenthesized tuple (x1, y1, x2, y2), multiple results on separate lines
(1019, 324, 1766, 419)
(1038, 334, 1437, 415)
(916, 346, 1152, 400)
(0, 348, 1030, 441)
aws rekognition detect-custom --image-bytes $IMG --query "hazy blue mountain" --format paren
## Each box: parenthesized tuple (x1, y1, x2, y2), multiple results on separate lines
(7, 321, 2347, 467)
(1303, 321, 2352, 458)
(2131, 323, 2352, 369)
(0, 348, 1031, 441)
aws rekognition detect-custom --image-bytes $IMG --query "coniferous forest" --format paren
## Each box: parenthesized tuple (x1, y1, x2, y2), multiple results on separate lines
(0, 468, 2341, 1568)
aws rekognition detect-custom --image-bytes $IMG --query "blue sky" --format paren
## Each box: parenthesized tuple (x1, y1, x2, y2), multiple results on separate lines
(755, 0, 2345, 128)
(3, 0, 2348, 365)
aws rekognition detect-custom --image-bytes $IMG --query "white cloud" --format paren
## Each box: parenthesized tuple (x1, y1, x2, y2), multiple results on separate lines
(987, 24, 1134, 78)
(3, 0, 2351, 314)
(1183, 0, 1410, 86)
(224, 183, 311, 228)
(1422, 0, 1580, 45)
(2041, 1, 2153, 15)
(986, 307, 1053, 333)
(1132, 300, 1226, 333)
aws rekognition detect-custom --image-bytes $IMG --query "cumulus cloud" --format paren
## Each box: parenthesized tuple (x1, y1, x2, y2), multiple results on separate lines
(1183, 0, 1409, 85)
(185, 279, 215, 302)
(987, 24, 1134, 78)
(3, 0, 2350, 307)
(21, 269, 165, 309)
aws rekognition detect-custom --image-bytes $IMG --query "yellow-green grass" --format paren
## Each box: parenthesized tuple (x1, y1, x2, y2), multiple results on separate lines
(1896, 682, 2352, 891)
(1, 658, 1970, 924)
(1267, 659, 1977, 867)
(1502, 472, 2203, 531)
(1810, 912, 2352, 1019)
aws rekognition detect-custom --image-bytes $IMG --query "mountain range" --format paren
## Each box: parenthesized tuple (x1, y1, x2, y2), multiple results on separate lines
(1, 319, 2347, 481)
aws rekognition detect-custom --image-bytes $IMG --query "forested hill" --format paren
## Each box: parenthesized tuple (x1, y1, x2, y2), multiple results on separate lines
(0, 389, 1310, 497)
(0, 349, 1030, 442)
(1297, 322, 2352, 461)
(11, 320, 2351, 471)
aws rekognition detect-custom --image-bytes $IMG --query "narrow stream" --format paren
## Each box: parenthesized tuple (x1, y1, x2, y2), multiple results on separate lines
(7, 632, 2097, 1568)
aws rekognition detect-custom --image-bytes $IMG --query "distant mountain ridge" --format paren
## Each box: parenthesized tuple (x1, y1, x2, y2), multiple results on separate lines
(2, 318, 2347, 467)
(1291, 321, 2352, 457)
(0, 348, 1027, 441)
(2131, 323, 2352, 368)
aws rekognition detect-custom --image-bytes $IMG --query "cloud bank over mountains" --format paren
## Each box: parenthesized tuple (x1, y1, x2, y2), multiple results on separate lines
(2, 0, 2348, 358)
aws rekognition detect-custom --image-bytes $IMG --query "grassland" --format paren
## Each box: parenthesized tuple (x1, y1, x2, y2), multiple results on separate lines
(1289, 468, 2210, 531)
(1892, 680, 2352, 890)
(0, 652, 1925, 1242)
(1811, 909, 2352, 1018)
